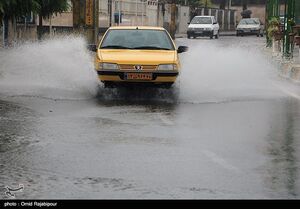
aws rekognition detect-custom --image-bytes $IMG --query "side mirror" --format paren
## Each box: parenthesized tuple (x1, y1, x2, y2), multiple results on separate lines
(213, 22, 217, 25)
(177, 46, 188, 53)
(187, 22, 190, 25)
(87, 44, 97, 52)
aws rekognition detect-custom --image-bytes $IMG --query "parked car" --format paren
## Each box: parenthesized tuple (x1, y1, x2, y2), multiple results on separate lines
(88, 26, 188, 88)
(236, 18, 264, 37)
(187, 16, 220, 39)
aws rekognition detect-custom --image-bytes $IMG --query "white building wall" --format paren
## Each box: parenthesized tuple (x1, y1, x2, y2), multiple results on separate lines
(177, 5, 189, 34)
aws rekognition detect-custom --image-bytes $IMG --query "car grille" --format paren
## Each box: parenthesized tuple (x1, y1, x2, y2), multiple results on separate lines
(195, 28, 204, 32)
(119, 64, 158, 71)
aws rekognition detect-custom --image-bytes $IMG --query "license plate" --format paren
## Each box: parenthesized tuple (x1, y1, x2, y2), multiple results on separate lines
(125, 73, 152, 80)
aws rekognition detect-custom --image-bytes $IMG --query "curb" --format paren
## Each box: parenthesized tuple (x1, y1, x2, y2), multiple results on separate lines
(279, 62, 300, 83)
(175, 31, 237, 38)
(264, 46, 300, 83)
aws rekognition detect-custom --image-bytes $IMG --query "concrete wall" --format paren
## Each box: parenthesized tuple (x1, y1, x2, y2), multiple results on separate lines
(39, 0, 189, 34)
(42, 12, 73, 27)
(231, 5, 266, 25)
(0, 0, 190, 46)
(1, 21, 37, 47)
(177, 5, 189, 34)
(231, 5, 286, 28)
(193, 7, 236, 31)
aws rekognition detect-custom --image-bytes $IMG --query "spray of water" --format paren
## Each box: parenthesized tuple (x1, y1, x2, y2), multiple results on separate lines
(0, 36, 283, 103)
(178, 39, 282, 104)
(0, 35, 99, 100)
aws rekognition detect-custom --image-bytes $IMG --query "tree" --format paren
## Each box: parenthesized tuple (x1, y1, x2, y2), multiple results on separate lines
(36, 0, 70, 39)
(175, 0, 213, 7)
(219, 0, 226, 9)
(242, 0, 248, 10)
(0, 0, 39, 46)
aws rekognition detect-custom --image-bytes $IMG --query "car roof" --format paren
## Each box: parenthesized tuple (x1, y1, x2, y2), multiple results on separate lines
(194, 16, 214, 18)
(239, 18, 260, 22)
(108, 26, 166, 30)
(240, 18, 259, 20)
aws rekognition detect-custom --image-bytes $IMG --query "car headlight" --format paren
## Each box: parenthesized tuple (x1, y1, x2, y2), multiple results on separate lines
(188, 28, 195, 31)
(99, 63, 119, 70)
(157, 64, 178, 71)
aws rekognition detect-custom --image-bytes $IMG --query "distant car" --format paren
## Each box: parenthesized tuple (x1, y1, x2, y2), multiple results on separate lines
(236, 18, 264, 37)
(187, 16, 220, 39)
(88, 26, 188, 88)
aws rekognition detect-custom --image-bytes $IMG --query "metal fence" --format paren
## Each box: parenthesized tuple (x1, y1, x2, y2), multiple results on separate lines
(192, 7, 237, 31)
(296, 1, 300, 24)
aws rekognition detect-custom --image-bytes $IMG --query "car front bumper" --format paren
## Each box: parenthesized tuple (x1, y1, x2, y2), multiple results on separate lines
(187, 30, 213, 37)
(237, 29, 260, 35)
(97, 70, 179, 83)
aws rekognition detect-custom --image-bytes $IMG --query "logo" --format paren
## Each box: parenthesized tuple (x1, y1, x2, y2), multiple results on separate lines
(5, 184, 24, 198)
(134, 65, 143, 71)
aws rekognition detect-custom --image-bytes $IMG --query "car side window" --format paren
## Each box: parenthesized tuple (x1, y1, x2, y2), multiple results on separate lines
(212, 17, 217, 24)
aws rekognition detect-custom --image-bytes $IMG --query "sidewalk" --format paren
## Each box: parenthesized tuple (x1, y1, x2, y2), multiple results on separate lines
(175, 30, 236, 38)
(265, 43, 300, 83)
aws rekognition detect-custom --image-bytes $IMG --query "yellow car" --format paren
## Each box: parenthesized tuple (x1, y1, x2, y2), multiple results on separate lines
(88, 26, 188, 88)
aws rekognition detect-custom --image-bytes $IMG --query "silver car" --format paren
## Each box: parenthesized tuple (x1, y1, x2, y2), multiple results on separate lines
(236, 18, 264, 37)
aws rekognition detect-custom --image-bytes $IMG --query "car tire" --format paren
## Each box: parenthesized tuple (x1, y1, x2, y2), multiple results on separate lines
(104, 82, 114, 88)
(187, 35, 191, 39)
(161, 83, 173, 89)
(210, 33, 214, 39)
(215, 31, 219, 39)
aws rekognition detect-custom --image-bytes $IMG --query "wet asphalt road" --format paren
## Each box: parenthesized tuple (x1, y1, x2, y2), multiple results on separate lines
(1, 36, 300, 199)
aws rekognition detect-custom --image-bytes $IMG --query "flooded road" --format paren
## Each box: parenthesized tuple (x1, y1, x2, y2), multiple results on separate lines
(1, 36, 300, 199)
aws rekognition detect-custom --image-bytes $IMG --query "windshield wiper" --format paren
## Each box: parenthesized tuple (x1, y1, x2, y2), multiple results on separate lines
(133, 46, 171, 50)
(101, 45, 131, 49)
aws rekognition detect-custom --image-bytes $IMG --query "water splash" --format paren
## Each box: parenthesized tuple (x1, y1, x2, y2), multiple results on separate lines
(0, 35, 99, 100)
(177, 38, 283, 104)
(0, 36, 284, 103)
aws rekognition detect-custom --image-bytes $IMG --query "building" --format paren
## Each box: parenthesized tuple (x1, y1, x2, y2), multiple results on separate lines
(41, 0, 189, 35)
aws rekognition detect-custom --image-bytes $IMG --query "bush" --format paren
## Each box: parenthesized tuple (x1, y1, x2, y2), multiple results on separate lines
(267, 17, 280, 39)
(241, 10, 252, 18)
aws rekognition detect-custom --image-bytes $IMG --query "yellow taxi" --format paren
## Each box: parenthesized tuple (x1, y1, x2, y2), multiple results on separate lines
(89, 26, 188, 88)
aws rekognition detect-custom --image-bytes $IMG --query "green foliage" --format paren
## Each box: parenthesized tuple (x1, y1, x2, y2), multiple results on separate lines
(0, 0, 69, 20)
(36, 0, 70, 19)
(0, 0, 40, 19)
(267, 17, 280, 39)
(178, 0, 214, 8)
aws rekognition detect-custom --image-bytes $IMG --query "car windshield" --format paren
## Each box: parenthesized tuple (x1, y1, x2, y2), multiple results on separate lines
(100, 29, 175, 50)
(190, 17, 212, 24)
(239, 18, 260, 25)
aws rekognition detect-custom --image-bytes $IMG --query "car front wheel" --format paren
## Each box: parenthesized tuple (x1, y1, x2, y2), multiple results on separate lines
(215, 31, 219, 39)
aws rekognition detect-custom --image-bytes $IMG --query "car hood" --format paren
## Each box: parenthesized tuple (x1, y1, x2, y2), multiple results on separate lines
(98, 49, 177, 65)
(188, 24, 213, 29)
(237, 24, 260, 29)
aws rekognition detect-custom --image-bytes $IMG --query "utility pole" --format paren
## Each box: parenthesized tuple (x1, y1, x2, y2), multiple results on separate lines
(170, 0, 176, 39)
(108, 0, 112, 26)
(118, 0, 121, 25)
(228, 0, 231, 10)
(72, 0, 99, 45)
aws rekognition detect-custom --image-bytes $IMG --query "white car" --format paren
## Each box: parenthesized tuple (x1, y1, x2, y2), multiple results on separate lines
(187, 16, 220, 39)
(236, 18, 264, 37)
